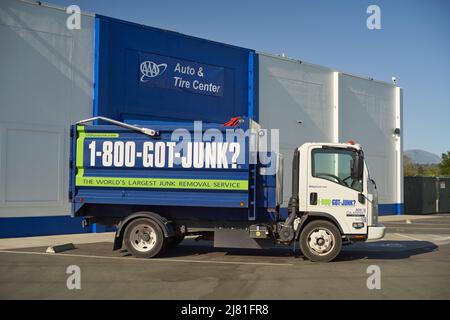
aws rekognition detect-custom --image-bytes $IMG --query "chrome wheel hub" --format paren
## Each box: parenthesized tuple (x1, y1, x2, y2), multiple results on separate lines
(308, 228, 335, 255)
(130, 224, 157, 253)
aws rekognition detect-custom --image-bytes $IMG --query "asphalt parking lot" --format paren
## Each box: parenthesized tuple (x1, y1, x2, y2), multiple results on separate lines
(1, 214, 450, 299)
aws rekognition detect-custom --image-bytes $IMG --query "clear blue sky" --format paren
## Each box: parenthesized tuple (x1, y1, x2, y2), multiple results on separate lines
(52, 0, 450, 156)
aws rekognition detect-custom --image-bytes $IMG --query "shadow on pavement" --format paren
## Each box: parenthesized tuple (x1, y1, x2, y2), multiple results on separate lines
(7, 239, 440, 263)
(336, 240, 438, 261)
(124, 241, 300, 259)
(132, 239, 439, 262)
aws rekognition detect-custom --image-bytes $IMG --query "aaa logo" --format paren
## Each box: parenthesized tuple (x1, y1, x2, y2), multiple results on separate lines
(140, 61, 167, 82)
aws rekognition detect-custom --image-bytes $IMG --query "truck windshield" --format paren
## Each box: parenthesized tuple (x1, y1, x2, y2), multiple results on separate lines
(312, 148, 363, 192)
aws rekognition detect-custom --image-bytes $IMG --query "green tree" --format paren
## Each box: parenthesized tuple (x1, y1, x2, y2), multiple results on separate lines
(404, 155, 418, 176)
(422, 164, 440, 176)
(417, 165, 425, 175)
(439, 151, 450, 176)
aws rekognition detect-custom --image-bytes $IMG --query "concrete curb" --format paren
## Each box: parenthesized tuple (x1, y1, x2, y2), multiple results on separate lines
(46, 243, 76, 253)
(0, 232, 115, 250)
(379, 215, 442, 222)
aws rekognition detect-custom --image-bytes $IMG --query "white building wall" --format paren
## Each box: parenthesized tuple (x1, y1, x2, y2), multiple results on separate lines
(338, 73, 402, 206)
(258, 53, 403, 210)
(0, 0, 94, 217)
(258, 53, 335, 205)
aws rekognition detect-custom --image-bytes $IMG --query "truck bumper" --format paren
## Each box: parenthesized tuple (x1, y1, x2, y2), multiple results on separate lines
(367, 223, 386, 240)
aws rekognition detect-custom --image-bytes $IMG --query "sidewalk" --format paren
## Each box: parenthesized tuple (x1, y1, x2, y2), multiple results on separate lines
(0, 232, 115, 250)
(379, 214, 442, 222)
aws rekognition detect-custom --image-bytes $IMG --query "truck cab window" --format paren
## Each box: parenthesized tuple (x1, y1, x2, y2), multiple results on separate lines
(312, 149, 363, 192)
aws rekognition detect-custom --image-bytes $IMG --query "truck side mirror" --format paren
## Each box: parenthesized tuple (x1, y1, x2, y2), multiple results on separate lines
(358, 192, 366, 204)
(351, 153, 364, 180)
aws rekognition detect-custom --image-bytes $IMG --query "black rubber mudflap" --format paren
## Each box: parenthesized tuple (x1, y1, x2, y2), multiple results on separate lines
(213, 228, 273, 249)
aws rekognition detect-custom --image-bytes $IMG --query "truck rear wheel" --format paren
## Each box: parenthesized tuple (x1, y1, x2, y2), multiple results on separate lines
(124, 218, 165, 258)
(299, 220, 342, 262)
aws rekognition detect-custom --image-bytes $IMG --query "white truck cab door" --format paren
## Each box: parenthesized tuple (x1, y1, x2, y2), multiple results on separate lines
(306, 146, 367, 235)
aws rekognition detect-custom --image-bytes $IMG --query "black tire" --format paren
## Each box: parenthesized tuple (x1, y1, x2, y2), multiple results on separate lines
(167, 235, 185, 248)
(123, 218, 165, 258)
(299, 220, 342, 262)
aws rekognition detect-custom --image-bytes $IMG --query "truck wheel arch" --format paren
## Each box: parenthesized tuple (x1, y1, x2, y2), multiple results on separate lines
(296, 212, 344, 239)
(113, 211, 175, 250)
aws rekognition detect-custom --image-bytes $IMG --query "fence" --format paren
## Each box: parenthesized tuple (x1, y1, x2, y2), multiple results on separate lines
(404, 177, 450, 214)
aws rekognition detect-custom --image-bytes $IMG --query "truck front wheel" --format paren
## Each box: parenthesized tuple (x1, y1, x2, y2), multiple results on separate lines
(299, 220, 342, 262)
(124, 218, 165, 258)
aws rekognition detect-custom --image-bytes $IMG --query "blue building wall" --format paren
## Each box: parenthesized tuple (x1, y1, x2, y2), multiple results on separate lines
(94, 15, 256, 124)
(0, 216, 115, 238)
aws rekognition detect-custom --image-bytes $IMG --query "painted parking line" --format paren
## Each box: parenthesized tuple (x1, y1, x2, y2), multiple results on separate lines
(430, 235, 450, 240)
(394, 233, 422, 241)
(389, 233, 450, 246)
(387, 227, 450, 231)
(385, 222, 450, 227)
(0, 250, 294, 267)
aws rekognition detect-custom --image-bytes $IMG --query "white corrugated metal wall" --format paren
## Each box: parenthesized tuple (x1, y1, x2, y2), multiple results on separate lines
(338, 73, 402, 211)
(258, 52, 403, 214)
(0, 0, 94, 221)
(258, 53, 335, 206)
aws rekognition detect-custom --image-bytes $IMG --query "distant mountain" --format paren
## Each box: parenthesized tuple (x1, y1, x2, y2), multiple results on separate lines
(404, 149, 441, 165)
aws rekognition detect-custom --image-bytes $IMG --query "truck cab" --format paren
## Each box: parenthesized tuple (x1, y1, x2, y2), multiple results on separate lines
(285, 142, 386, 261)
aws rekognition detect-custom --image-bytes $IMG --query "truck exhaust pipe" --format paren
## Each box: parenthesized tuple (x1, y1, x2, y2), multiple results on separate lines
(277, 148, 301, 242)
